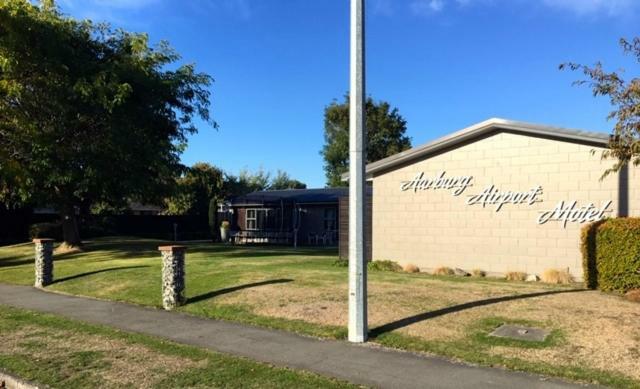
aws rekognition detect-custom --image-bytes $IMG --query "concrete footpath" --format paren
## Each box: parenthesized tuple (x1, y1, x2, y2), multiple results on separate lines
(0, 284, 591, 389)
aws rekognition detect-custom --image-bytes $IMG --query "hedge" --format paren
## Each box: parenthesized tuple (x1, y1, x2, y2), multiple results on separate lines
(581, 218, 640, 293)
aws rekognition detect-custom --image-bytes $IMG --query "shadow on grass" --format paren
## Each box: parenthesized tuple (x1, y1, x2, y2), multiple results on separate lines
(81, 240, 335, 260)
(186, 279, 294, 305)
(1, 240, 335, 269)
(0, 257, 33, 268)
(369, 288, 588, 338)
(51, 266, 151, 284)
(0, 249, 95, 268)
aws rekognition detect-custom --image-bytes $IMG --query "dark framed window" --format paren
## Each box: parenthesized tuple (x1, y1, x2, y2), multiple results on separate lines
(324, 208, 337, 231)
(246, 208, 279, 230)
(246, 209, 258, 230)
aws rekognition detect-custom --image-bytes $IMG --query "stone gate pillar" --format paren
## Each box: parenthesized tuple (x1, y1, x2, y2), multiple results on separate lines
(33, 238, 54, 288)
(158, 245, 186, 310)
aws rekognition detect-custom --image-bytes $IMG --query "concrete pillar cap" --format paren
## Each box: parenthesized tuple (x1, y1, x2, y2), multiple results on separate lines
(33, 238, 55, 244)
(158, 245, 187, 252)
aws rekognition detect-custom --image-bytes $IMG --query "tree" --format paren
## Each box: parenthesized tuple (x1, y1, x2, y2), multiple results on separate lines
(561, 37, 640, 176)
(0, 1, 214, 246)
(217, 168, 306, 199)
(269, 170, 306, 190)
(321, 95, 412, 187)
(239, 168, 271, 193)
(222, 168, 270, 197)
(164, 163, 223, 216)
(208, 197, 219, 241)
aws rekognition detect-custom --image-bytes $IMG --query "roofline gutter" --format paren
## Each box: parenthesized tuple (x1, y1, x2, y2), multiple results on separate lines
(341, 118, 610, 181)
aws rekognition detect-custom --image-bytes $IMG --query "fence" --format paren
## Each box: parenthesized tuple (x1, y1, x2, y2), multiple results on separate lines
(0, 209, 213, 245)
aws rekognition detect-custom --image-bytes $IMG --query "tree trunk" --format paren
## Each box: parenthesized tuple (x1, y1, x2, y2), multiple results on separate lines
(61, 205, 81, 247)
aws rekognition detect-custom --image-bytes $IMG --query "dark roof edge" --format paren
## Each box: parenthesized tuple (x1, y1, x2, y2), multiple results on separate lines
(341, 118, 610, 180)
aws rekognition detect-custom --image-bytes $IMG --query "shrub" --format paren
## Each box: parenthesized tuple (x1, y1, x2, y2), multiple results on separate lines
(367, 260, 403, 272)
(625, 289, 640, 303)
(541, 269, 574, 284)
(581, 218, 640, 293)
(403, 263, 420, 273)
(454, 268, 471, 277)
(472, 269, 487, 277)
(433, 266, 454, 276)
(505, 271, 527, 282)
(28, 222, 62, 241)
(332, 259, 348, 267)
(580, 220, 605, 289)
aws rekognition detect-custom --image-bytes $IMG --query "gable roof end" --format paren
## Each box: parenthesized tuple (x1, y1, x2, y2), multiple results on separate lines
(342, 118, 610, 180)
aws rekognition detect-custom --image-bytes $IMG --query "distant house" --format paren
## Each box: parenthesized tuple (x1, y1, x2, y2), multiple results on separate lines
(33, 202, 163, 216)
(225, 188, 348, 246)
(128, 203, 163, 216)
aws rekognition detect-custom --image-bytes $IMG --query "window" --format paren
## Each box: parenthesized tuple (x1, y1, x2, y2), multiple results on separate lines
(245, 208, 279, 230)
(246, 209, 258, 230)
(324, 208, 337, 231)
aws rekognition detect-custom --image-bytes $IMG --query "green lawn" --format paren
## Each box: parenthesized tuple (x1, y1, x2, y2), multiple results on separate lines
(0, 238, 349, 337)
(0, 304, 356, 388)
(1, 237, 639, 388)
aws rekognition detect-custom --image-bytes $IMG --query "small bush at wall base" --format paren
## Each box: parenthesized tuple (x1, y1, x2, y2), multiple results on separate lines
(433, 267, 454, 276)
(580, 220, 605, 289)
(505, 271, 527, 282)
(472, 269, 487, 277)
(625, 289, 640, 303)
(368, 260, 403, 272)
(403, 264, 420, 273)
(582, 218, 640, 293)
(541, 269, 574, 284)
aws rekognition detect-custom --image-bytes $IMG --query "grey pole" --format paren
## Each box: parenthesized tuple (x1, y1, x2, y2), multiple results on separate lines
(348, 0, 367, 343)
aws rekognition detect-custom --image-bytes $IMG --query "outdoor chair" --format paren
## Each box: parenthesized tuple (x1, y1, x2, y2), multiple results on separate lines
(325, 232, 334, 246)
(307, 232, 317, 245)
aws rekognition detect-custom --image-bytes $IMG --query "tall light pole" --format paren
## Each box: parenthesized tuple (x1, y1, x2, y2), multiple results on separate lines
(348, 0, 367, 343)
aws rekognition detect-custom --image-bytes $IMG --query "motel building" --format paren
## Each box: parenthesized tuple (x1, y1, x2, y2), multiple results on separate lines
(346, 118, 640, 280)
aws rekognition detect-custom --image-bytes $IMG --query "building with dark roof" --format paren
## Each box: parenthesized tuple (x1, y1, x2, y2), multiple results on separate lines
(225, 188, 351, 246)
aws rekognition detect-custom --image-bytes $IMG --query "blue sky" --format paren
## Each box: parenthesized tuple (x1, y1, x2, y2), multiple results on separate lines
(57, 0, 639, 188)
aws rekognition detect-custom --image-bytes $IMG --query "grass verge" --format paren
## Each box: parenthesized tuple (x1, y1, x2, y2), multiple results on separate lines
(0, 304, 357, 389)
(1, 239, 638, 388)
(372, 317, 639, 389)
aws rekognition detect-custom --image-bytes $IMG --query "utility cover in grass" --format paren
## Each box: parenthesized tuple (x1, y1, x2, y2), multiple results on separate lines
(489, 324, 549, 342)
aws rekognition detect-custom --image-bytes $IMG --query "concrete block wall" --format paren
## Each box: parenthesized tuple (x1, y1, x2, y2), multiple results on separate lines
(371, 132, 640, 279)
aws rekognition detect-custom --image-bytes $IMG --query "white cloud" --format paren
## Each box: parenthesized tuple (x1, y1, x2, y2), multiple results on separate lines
(185, 0, 252, 21)
(59, 0, 160, 11)
(56, 0, 163, 28)
(408, 0, 638, 17)
(94, 0, 159, 9)
(541, 0, 636, 16)
(58, 0, 253, 25)
(372, 0, 394, 16)
(410, 0, 445, 15)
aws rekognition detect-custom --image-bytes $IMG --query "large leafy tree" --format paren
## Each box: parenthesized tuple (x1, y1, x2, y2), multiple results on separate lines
(222, 168, 271, 197)
(164, 163, 224, 216)
(561, 37, 640, 176)
(321, 95, 412, 187)
(165, 165, 308, 216)
(0, 1, 214, 246)
(269, 170, 306, 190)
